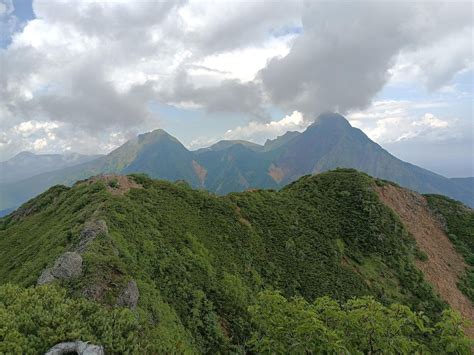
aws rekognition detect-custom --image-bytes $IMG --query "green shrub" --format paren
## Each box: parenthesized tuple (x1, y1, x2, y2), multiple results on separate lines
(426, 194, 474, 301)
(248, 290, 472, 354)
(0, 284, 140, 353)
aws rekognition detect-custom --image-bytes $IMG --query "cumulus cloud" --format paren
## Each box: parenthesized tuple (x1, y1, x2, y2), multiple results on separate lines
(0, 0, 472, 159)
(389, 28, 473, 91)
(348, 100, 461, 144)
(223, 111, 307, 143)
(259, 1, 472, 117)
(160, 70, 266, 117)
(177, 0, 302, 55)
(187, 111, 308, 149)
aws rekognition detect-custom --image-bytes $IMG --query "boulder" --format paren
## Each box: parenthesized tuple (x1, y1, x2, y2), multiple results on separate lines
(50, 252, 83, 279)
(45, 341, 104, 355)
(76, 219, 108, 253)
(37, 269, 55, 285)
(116, 280, 139, 309)
(37, 252, 82, 285)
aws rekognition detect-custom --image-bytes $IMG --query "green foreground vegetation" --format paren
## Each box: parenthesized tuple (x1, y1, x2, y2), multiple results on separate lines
(0, 285, 470, 354)
(0, 169, 472, 353)
(426, 194, 474, 302)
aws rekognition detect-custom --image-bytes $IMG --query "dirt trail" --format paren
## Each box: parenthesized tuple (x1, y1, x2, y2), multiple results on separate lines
(375, 184, 474, 336)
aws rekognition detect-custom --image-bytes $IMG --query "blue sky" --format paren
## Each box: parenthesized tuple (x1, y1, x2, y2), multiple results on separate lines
(0, 0, 472, 177)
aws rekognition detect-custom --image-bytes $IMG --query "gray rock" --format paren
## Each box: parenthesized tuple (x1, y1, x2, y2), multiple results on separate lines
(37, 252, 83, 285)
(117, 280, 139, 309)
(50, 252, 83, 279)
(76, 219, 108, 253)
(45, 341, 104, 355)
(37, 268, 55, 285)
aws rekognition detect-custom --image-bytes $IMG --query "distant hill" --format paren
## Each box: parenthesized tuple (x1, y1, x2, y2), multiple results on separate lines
(0, 170, 471, 352)
(0, 151, 101, 184)
(451, 177, 474, 192)
(1, 113, 473, 210)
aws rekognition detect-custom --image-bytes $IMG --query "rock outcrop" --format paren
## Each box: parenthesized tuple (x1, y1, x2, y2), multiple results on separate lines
(76, 219, 108, 253)
(116, 280, 139, 309)
(37, 219, 109, 285)
(37, 252, 83, 285)
(45, 341, 104, 355)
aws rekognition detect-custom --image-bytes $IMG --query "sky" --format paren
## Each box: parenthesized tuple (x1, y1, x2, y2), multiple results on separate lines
(0, 0, 472, 177)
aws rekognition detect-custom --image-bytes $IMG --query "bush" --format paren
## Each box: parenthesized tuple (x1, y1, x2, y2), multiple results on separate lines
(108, 179, 119, 189)
(0, 284, 140, 353)
(248, 290, 472, 354)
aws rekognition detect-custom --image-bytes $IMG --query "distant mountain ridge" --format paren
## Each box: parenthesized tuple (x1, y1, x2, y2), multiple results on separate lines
(1, 113, 473, 210)
(450, 177, 474, 193)
(0, 151, 101, 184)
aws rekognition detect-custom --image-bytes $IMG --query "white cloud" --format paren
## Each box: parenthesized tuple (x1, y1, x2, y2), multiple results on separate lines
(415, 113, 449, 129)
(388, 27, 473, 90)
(194, 35, 296, 82)
(13, 120, 60, 135)
(33, 138, 47, 150)
(223, 111, 307, 142)
(348, 101, 458, 144)
(0, 0, 472, 161)
(186, 111, 308, 149)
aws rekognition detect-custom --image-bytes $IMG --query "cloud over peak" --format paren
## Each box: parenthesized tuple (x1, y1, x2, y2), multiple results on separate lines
(0, 0, 472, 160)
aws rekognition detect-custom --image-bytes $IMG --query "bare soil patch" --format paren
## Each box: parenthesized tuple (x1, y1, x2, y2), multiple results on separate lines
(375, 184, 474, 336)
(268, 164, 285, 184)
(82, 174, 143, 195)
(192, 160, 207, 186)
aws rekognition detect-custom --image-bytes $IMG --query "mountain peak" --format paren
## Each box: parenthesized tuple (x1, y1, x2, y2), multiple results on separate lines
(136, 129, 180, 145)
(310, 112, 351, 129)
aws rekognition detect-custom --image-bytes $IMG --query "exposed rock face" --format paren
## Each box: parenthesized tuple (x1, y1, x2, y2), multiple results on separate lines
(51, 252, 83, 279)
(37, 219, 108, 285)
(116, 280, 139, 309)
(76, 219, 108, 253)
(37, 252, 83, 285)
(45, 341, 104, 355)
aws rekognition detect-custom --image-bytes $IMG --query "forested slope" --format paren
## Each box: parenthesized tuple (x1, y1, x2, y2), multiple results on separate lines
(0, 170, 471, 353)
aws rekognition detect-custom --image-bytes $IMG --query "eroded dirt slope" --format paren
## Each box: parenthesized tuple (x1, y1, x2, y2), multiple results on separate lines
(376, 184, 474, 336)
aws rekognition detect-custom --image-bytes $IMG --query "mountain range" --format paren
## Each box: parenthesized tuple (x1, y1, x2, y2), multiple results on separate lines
(1, 112, 472, 213)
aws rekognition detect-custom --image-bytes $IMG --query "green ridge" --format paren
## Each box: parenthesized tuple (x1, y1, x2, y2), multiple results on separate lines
(0, 169, 470, 353)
